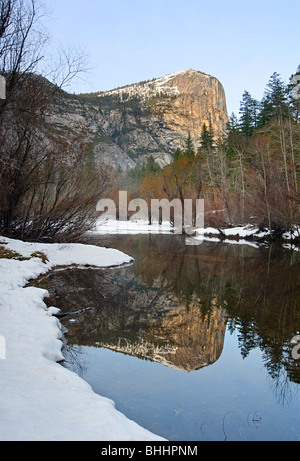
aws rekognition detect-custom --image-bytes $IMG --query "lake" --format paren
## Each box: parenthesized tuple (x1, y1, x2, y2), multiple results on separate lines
(38, 233, 300, 441)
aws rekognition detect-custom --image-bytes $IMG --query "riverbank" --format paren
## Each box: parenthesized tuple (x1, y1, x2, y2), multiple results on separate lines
(0, 236, 165, 441)
(92, 218, 300, 249)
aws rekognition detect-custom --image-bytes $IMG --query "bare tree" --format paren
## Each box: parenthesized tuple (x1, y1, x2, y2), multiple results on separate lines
(0, 0, 112, 242)
(0, 73, 115, 241)
(0, 0, 46, 110)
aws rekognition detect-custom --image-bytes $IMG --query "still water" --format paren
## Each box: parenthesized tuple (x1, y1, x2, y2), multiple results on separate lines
(38, 234, 300, 441)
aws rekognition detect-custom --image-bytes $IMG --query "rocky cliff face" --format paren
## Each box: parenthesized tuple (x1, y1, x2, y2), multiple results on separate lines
(45, 92, 136, 171)
(96, 68, 228, 167)
(48, 69, 228, 170)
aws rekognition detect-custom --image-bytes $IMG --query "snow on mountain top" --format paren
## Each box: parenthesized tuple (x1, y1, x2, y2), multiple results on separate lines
(98, 69, 209, 101)
(154, 68, 209, 83)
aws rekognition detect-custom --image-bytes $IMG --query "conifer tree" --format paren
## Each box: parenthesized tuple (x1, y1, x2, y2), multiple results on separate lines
(200, 123, 214, 150)
(227, 112, 239, 134)
(184, 132, 195, 157)
(238, 91, 259, 136)
(258, 72, 289, 126)
(173, 147, 183, 161)
(145, 155, 161, 175)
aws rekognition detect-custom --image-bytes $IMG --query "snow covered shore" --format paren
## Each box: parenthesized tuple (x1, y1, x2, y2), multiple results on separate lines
(93, 218, 300, 249)
(1, 220, 298, 441)
(0, 237, 165, 441)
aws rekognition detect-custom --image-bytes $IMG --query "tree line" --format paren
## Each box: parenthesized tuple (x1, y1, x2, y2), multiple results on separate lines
(122, 68, 300, 239)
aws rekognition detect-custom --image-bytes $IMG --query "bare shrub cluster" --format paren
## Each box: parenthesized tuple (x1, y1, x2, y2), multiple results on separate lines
(0, 0, 113, 242)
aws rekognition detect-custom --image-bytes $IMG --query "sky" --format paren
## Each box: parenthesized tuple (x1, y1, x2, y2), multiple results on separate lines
(42, 0, 300, 116)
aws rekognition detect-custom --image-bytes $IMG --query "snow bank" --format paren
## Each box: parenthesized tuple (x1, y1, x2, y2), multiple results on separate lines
(93, 218, 174, 235)
(94, 219, 300, 250)
(94, 219, 267, 240)
(195, 225, 300, 248)
(0, 237, 165, 441)
(94, 219, 269, 242)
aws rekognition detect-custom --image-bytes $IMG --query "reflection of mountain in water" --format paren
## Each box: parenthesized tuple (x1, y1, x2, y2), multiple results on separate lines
(146, 299, 227, 371)
(35, 233, 300, 386)
(40, 267, 227, 372)
(101, 298, 227, 372)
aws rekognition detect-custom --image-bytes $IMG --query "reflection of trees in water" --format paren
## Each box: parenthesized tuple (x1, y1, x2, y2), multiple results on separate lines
(222, 245, 300, 403)
(119, 235, 231, 317)
(265, 352, 299, 407)
(46, 234, 300, 404)
(62, 345, 87, 378)
(96, 235, 300, 398)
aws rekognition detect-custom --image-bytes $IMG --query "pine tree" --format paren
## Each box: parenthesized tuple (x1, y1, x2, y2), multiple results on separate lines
(200, 123, 214, 150)
(145, 155, 161, 175)
(184, 132, 195, 157)
(238, 91, 259, 136)
(173, 147, 183, 161)
(258, 72, 289, 126)
(226, 112, 239, 134)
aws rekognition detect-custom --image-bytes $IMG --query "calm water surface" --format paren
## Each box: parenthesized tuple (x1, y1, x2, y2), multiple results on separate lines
(39, 234, 300, 441)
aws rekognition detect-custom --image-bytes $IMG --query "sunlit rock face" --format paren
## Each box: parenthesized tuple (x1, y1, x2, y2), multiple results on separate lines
(96, 68, 228, 166)
(48, 69, 228, 169)
(148, 68, 228, 141)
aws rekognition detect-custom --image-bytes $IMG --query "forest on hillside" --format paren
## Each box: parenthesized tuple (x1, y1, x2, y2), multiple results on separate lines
(120, 68, 300, 239)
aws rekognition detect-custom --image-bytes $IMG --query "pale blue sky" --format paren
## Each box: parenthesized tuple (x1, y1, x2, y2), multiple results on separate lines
(43, 0, 300, 115)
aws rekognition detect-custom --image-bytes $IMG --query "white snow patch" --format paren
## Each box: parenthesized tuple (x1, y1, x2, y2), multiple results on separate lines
(97, 70, 194, 102)
(94, 220, 300, 250)
(93, 218, 174, 235)
(0, 237, 165, 441)
(98, 69, 211, 103)
(95, 220, 267, 242)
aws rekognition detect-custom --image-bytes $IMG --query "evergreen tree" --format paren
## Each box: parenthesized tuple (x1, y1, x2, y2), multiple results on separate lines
(173, 147, 183, 161)
(258, 72, 289, 126)
(226, 112, 239, 134)
(184, 132, 195, 157)
(200, 123, 214, 150)
(145, 155, 161, 175)
(238, 91, 259, 136)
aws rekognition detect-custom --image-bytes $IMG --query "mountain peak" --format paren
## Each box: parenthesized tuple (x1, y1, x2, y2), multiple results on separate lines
(48, 67, 228, 171)
(99, 68, 214, 102)
(157, 68, 210, 79)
